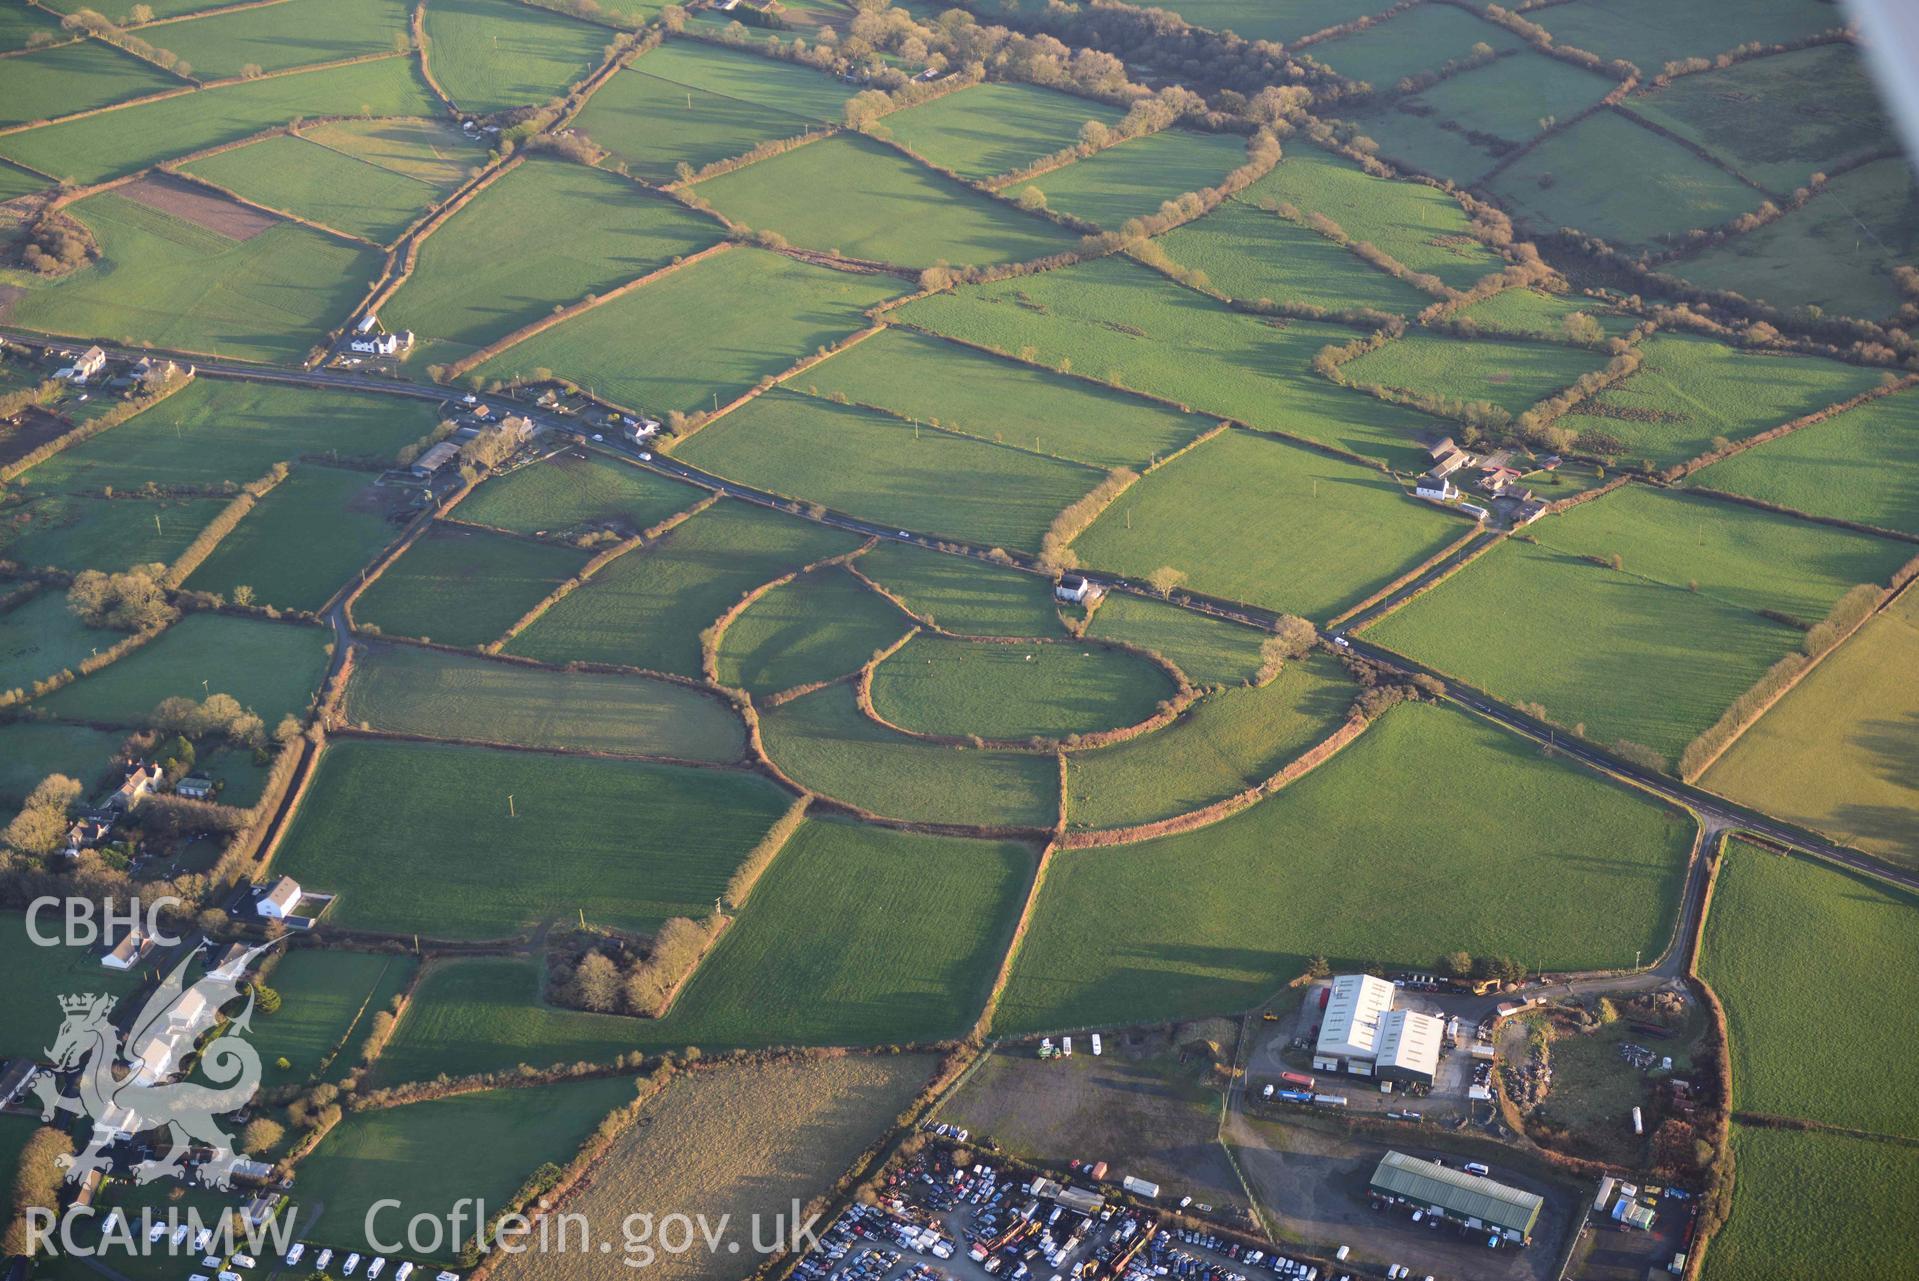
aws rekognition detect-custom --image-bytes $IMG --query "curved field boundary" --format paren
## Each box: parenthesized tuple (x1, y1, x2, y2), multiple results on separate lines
(441, 239, 734, 382)
(1681, 837, 1738, 1279)
(487, 532, 648, 652)
(1666, 372, 1919, 480)
(344, 629, 740, 704)
(410, 0, 456, 115)
(969, 838, 1057, 1042)
(699, 535, 886, 687)
(1610, 102, 1777, 197)
(338, 475, 481, 628)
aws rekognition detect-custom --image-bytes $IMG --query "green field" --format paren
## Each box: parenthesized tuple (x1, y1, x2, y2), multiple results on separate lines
(249, 948, 417, 1085)
(1704, 1126, 1919, 1281)
(0, 917, 145, 1060)
(715, 564, 910, 697)
(303, 117, 480, 184)
(1556, 332, 1885, 467)
(154, 0, 413, 80)
(6, 190, 382, 364)
(0, 4, 60, 52)
(293, 1075, 642, 1260)
(183, 130, 458, 244)
(342, 642, 746, 760)
(1082, 592, 1269, 687)
(1629, 44, 1897, 194)
(474, 247, 903, 416)
(1334, 96, 1513, 188)
(1, 493, 224, 574)
(1368, 485, 1910, 760)
(1377, 50, 1616, 171)
(871, 633, 1177, 740)
(995, 701, 1694, 1033)
(22, 378, 436, 493)
(1454, 286, 1637, 342)
(573, 64, 825, 184)
(675, 390, 1105, 551)
(759, 683, 1060, 827)
(183, 464, 409, 612)
(1152, 197, 1432, 315)
(0, 38, 179, 129)
(0, 720, 126, 807)
(692, 134, 1079, 268)
(457, 450, 705, 540)
(1137, 0, 1356, 45)
(1307, 3, 1519, 90)
(383, 156, 725, 366)
(1524, 0, 1838, 74)
(855, 541, 1067, 639)
(1341, 331, 1611, 415)
(274, 738, 793, 939)
(38, 612, 330, 728)
(1703, 585, 1919, 868)
(630, 37, 860, 121)
(0, 55, 437, 184)
(0, 586, 121, 695)
(899, 253, 1445, 471)
(1669, 157, 1919, 321)
(883, 81, 1127, 181)
(1689, 388, 1919, 534)
(1066, 653, 1353, 829)
(354, 522, 592, 648)
(796, 326, 1208, 470)
(421, 0, 609, 116)
(1244, 146, 1501, 290)
(1486, 109, 1762, 250)
(1017, 128, 1250, 231)
(1072, 428, 1466, 619)
(508, 499, 861, 677)
(1702, 842, 1919, 1139)
(376, 954, 640, 1082)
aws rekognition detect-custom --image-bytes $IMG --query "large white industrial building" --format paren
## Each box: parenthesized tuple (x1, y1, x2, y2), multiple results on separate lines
(1312, 974, 1446, 1084)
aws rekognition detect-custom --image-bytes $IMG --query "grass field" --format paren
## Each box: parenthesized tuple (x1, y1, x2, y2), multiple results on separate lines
(354, 522, 592, 648)
(898, 254, 1446, 472)
(474, 247, 903, 416)
(183, 464, 409, 612)
(1152, 197, 1432, 315)
(508, 499, 861, 677)
(795, 326, 1207, 470)
(1307, 3, 1519, 90)
(1689, 388, 1919, 534)
(1335, 96, 1515, 188)
(0, 586, 121, 695)
(573, 64, 825, 184)
(153, 0, 413, 80)
(1065, 653, 1354, 830)
(0, 55, 437, 185)
(0, 38, 179, 129)
(0, 917, 145, 1059)
(1383, 49, 1615, 160)
(274, 738, 792, 939)
(872, 633, 1178, 739)
(1704, 1126, 1919, 1281)
(1072, 428, 1467, 619)
(1454, 286, 1637, 342)
(1082, 592, 1269, 687)
(22, 379, 437, 494)
(490, 1055, 936, 1281)
(1525, 0, 1839, 74)
(6, 190, 381, 364)
(995, 701, 1694, 1033)
(38, 612, 330, 729)
(293, 1076, 643, 1261)
(1701, 842, 1919, 1139)
(675, 390, 1105, 552)
(0, 4, 60, 52)
(421, 0, 609, 116)
(1243, 146, 1501, 290)
(1486, 109, 1761, 250)
(692, 134, 1078, 269)
(854, 541, 1067, 639)
(715, 564, 910, 697)
(758, 683, 1060, 827)
(882, 81, 1127, 181)
(1, 493, 218, 574)
(302, 117, 479, 185)
(1703, 585, 1919, 868)
(1629, 44, 1896, 194)
(0, 721, 126, 807)
(457, 450, 705, 540)
(383, 157, 724, 366)
(1369, 485, 1911, 760)
(376, 955, 640, 1082)
(632, 37, 859, 122)
(1669, 157, 1919, 321)
(1555, 332, 1885, 467)
(1016, 128, 1250, 231)
(343, 642, 745, 759)
(183, 131, 457, 244)
(249, 948, 417, 1085)
(1341, 331, 1611, 415)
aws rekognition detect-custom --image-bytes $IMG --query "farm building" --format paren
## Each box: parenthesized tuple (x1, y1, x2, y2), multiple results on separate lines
(110, 761, 164, 811)
(1055, 574, 1102, 604)
(101, 924, 151, 971)
(175, 775, 214, 801)
(1369, 1151, 1542, 1243)
(1373, 1009, 1445, 1084)
(56, 346, 108, 383)
(1313, 974, 1446, 1083)
(1415, 471, 1458, 501)
(411, 440, 461, 478)
(257, 876, 303, 920)
(349, 330, 415, 357)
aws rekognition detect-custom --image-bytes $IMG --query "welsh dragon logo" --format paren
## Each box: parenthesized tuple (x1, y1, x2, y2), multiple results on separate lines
(33, 941, 278, 1190)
